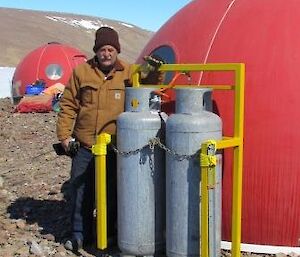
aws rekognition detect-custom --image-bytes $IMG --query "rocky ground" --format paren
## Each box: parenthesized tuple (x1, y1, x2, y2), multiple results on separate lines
(0, 97, 295, 257)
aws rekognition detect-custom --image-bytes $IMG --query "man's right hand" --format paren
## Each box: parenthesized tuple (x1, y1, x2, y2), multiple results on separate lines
(61, 138, 72, 152)
(140, 55, 165, 79)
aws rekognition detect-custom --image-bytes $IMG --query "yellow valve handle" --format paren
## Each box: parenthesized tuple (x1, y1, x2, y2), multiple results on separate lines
(131, 98, 140, 109)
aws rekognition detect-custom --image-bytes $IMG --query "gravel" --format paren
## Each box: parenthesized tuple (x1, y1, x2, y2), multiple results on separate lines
(0, 97, 288, 257)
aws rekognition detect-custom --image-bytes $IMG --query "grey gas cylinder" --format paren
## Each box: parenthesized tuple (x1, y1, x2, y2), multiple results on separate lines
(166, 88, 222, 257)
(117, 87, 166, 256)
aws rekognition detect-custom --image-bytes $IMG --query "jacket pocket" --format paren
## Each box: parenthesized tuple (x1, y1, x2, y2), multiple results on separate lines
(107, 86, 125, 112)
(80, 84, 98, 105)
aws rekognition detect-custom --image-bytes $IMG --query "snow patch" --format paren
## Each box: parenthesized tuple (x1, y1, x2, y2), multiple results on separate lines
(45, 15, 135, 31)
(45, 15, 108, 30)
(0, 67, 15, 99)
(120, 22, 134, 28)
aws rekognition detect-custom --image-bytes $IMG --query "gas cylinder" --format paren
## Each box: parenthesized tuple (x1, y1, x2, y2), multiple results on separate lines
(166, 88, 222, 257)
(117, 87, 166, 256)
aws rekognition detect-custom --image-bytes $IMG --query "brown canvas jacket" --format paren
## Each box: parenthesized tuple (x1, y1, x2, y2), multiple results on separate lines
(56, 57, 132, 147)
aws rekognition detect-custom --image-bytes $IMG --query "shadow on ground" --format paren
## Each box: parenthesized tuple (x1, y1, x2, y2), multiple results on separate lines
(7, 196, 71, 243)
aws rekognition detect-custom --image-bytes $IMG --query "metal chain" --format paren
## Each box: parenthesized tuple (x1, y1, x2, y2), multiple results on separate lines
(150, 137, 199, 161)
(109, 137, 199, 161)
(109, 143, 149, 157)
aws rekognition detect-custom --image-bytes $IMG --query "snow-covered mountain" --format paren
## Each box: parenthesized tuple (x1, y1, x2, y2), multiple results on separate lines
(0, 8, 154, 66)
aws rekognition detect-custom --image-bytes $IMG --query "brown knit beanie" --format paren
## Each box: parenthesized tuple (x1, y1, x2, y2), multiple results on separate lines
(93, 27, 121, 53)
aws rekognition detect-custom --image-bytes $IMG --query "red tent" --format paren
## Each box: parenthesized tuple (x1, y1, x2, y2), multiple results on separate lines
(12, 42, 86, 102)
(138, 0, 300, 248)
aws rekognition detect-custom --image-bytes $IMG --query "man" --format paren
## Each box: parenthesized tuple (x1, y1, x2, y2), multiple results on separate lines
(57, 26, 132, 252)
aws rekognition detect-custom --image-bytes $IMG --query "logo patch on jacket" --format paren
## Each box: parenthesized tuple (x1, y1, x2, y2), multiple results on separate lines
(115, 93, 121, 99)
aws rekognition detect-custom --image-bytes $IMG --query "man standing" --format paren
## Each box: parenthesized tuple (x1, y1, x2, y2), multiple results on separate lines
(56, 26, 131, 252)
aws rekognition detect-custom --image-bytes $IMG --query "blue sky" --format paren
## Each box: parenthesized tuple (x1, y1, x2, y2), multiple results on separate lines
(0, 0, 192, 31)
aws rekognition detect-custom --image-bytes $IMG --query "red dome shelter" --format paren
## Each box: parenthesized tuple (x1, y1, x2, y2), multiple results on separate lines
(12, 42, 86, 102)
(137, 0, 300, 252)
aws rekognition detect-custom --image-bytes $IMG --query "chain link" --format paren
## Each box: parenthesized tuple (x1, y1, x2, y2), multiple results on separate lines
(109, 137, 199, 161)
(150, 137, 199, 161)
(109, 143, 149, 157)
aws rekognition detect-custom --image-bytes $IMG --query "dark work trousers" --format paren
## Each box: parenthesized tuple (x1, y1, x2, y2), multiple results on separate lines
(69, 146, 117, 244)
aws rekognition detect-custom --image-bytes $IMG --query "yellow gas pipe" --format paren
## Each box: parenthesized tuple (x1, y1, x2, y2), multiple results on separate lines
(92, 133, 111, 250)
(200, 140, 217, 257)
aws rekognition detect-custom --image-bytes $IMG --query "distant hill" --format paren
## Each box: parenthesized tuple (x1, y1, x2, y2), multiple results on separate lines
(0, 7, 154, 67)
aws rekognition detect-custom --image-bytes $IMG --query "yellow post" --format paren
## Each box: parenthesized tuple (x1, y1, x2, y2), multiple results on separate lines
(200, 140, 217, 257)
(231, 64, 245, 257)
(131, 64, 141, 88)
(92, 133, 111, 250)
